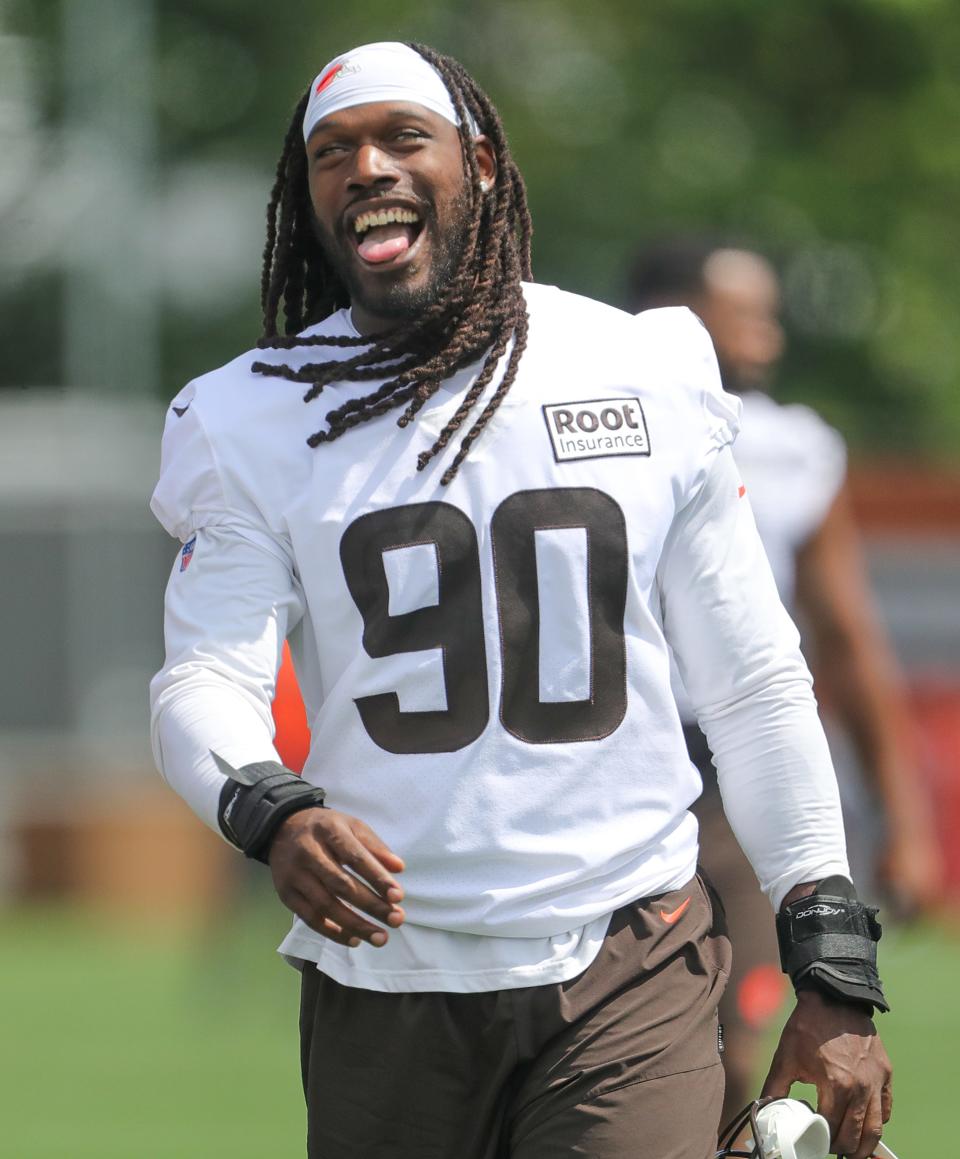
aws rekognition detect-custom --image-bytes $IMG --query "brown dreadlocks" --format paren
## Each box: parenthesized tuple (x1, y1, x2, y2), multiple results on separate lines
(252, 44, 533, 485)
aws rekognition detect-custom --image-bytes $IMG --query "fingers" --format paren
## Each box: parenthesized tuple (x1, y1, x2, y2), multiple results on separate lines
(285, 890, 371, 945)
(304, 822, 405, 920)
(337, 822, 406, 905)
(285, 883, 395, 948)
(354, 820, 407, 879)
(759, 1045, 792, 1102)
(314, 891, 392, 948)
(813, 1046, 890, 1159)
(303, 854, 406, 927)
(829, 1084, 883, 1159)
(818, 1040, 891, 1159)
(881, 1069, 893, 1124)
(286, 889, 355, 946)
(269, 808, 406, 948)
(764, 991, 892, 1159)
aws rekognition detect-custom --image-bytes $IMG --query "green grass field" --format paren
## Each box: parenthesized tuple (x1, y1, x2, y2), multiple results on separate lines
(0, 892, 304, 1158)
(2, 896, 955, 1156)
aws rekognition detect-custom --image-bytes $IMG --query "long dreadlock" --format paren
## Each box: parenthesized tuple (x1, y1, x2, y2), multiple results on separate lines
(253, 44, 533, 485)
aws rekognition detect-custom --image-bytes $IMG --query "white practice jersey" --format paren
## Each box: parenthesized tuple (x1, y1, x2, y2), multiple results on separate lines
(733, 391, 847, 609)
(151, 284, 848, 992)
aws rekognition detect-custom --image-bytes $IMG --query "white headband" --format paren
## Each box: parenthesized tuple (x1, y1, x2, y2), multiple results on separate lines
(303, 42, 475, 143)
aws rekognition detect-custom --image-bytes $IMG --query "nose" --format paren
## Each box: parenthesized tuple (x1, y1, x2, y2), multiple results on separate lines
(348, 143, 399, 191)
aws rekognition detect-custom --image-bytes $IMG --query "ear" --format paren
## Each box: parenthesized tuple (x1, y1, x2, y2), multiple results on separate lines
(473, 134, 497, 193)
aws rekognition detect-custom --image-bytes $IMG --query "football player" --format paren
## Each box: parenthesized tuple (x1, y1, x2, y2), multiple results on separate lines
(629, 239, 938, 1128)
(150, 43, 891, 1159)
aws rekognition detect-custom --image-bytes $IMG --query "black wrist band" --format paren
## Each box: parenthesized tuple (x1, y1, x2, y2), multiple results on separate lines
(213, 753, 326, 865)
(776, 875, 890, 1014)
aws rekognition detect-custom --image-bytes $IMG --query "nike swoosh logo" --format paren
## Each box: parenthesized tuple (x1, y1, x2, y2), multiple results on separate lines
(658, 896, 691, 924)
(172, 403, 190, 417)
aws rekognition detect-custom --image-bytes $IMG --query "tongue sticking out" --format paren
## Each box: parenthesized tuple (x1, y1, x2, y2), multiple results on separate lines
(357, 223, 417, 264)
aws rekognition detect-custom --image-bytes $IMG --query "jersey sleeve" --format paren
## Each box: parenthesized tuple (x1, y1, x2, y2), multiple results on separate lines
(151, 384, 279, 545)
(656, 444, 850, 909)
(636, 305, 742, 472)
(149, 387, 306, 835)
(684, 308, 742, 456)
(151, 389, 220, 543)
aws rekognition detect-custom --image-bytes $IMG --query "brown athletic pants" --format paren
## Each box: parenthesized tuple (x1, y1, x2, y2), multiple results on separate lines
(299, 874, 731, 1158)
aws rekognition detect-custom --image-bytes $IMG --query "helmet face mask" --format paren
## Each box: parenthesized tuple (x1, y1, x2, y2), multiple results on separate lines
(715, 1099, 769, 1159)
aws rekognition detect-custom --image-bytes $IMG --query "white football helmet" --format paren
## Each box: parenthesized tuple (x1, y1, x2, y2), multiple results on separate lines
(716, 1098, 900, 1159)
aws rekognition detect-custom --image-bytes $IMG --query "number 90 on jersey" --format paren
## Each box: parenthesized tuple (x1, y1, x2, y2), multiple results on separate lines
(339, 488, 629, 754)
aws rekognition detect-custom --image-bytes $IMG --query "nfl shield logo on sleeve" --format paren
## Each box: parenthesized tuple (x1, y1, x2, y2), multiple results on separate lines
(180, 534, 196, 572)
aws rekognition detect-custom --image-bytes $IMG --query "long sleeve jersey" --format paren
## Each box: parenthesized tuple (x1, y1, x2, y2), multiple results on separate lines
(150, 286, 849, 991)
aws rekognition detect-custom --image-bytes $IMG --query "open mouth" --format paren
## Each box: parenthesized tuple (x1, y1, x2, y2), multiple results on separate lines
(351, 206, 425, 266)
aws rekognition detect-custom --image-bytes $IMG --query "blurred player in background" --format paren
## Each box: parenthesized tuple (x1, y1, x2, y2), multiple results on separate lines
(149, 44, 893, 1158)
(628, 239, 940, 1123)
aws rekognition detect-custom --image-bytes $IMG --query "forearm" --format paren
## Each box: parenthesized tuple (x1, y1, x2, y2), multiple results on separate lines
(149, 525, 305, 833)
(151, 671, 283, 833)
(702, 679, 850, 910)
(660, 447, 850, 910)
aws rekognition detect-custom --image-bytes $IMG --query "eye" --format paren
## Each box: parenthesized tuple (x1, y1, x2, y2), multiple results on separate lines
(312, 142, 347, 162)
(393, 128, 428, 145)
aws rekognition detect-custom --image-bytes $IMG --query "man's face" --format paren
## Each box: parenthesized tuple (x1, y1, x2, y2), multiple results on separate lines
(697, 250, 785, 394)
(305, 101, 495, 334)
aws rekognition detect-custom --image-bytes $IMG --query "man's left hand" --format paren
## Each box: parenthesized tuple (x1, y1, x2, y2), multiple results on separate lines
(761, 989, 892, 1159)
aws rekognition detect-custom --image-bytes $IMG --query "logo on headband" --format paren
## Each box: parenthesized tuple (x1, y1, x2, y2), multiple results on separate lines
(315, 59, 361, 94)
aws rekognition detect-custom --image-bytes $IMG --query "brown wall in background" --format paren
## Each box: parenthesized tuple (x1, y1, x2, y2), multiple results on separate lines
(849, 462, 960, 534)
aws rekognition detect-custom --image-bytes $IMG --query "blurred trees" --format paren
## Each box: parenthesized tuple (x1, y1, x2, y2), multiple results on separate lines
(4, 0, 959, 459)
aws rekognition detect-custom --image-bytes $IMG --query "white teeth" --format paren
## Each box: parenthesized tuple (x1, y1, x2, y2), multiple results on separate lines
(353, 208, 420, 235)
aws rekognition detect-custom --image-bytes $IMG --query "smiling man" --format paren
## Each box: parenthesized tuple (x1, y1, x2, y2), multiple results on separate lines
(150, 42, 892, 1159)
(307, 91, 484, 326)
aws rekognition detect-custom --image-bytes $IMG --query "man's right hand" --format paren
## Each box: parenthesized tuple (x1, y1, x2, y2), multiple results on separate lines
(268, 807, 405, 947)
(761, 989, 892, 1159)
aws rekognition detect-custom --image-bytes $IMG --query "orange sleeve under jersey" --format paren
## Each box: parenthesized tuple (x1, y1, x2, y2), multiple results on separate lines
(272, 643, 310, 774)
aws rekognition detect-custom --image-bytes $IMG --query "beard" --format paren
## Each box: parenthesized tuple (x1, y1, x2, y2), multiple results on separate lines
(313, 189, 472, 325)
